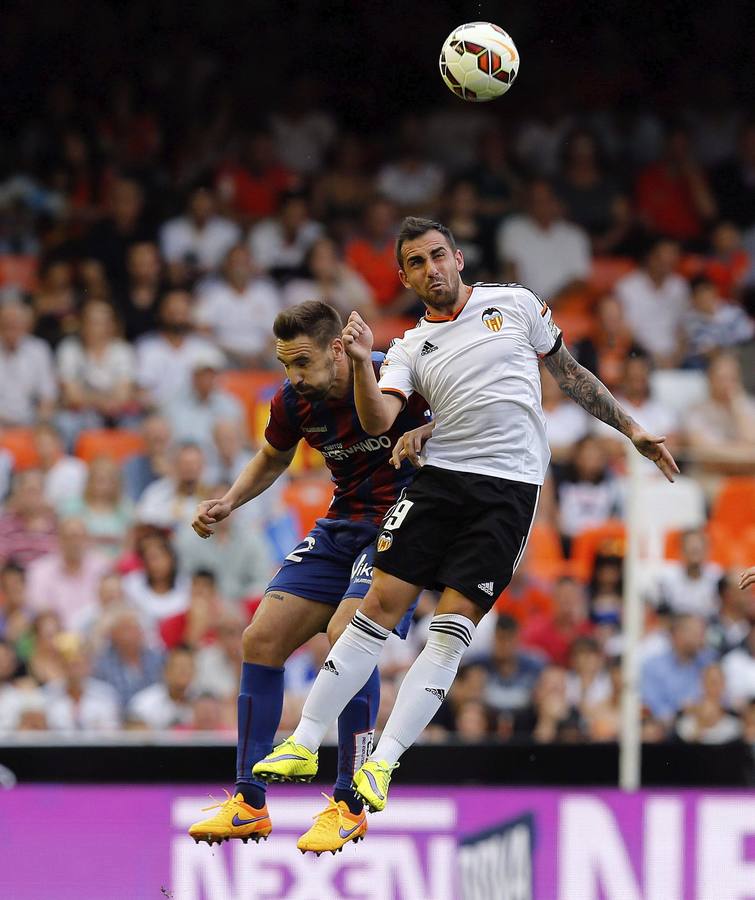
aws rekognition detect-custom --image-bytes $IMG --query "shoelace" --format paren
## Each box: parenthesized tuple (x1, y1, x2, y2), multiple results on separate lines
(309, 793, 351, 834)
(371, 761, 400, 779)
(201, 788, 236, 813)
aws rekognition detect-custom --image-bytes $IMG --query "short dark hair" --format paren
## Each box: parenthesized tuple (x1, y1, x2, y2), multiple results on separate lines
(495, 614, 519, 633)
(395, 217, 457, 268)
(273, 300, 343, 348)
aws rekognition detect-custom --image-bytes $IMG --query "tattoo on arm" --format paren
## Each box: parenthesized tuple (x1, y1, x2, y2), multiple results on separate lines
(543, 344, 637, 437)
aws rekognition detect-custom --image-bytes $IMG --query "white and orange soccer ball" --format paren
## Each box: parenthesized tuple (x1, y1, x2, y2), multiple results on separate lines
(439, 22, 519, 102)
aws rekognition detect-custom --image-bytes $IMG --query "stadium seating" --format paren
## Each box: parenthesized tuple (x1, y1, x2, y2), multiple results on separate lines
(75, 429, 146, 463)
(587, 257, 636, 295)
(0, 428, 39, 470)
(282, 476, 334, 536)
(710, 477, 755, 540)
(570, 520, 626, 581)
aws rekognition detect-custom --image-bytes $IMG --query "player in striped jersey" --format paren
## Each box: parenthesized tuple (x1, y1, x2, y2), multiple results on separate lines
(188, 300, 428, 853)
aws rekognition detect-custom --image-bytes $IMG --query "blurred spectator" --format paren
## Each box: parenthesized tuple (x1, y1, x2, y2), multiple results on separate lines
(635, 125, 717, 242)
(193, 606, 245, 699)
(0, 470, 58, 567)
(283, 236, 375, 319)
(45, 634, 120, 731)
(83, 177, 154, 284)
(565, 636, 611, 712)
(494, 558, 555, 626)
(163, 350, 243, 456)
(497, 178, 591, 302)
(32, 259, 79, 347)
(194, 245, 280, 367)
(675, 662, 742, 743)
(126, 645, 195, 729)
(572, 294, 640, 392)
(122, 533, 190, 628)
(584, 656, 623, 741)
(443, 179, 493, 283)
(704, 220, 751, 299)
(216, 130, 295, 223)
(684, 351, 755, 472)
(159, 183, 240, 285)
(465, 126, 520, 223)
(554, 436, 622, 545)
(270, 79, 336, 176)
(376, 117, 444, 216)
(135, 290, 218, 408)
(175, 500, 272, 603)
(56, 299, 137, 446)
(721, 624, 755, 711)
(708, 571, 752, 656)
(0, 562, 30, 643)
(592, 354, 679, 466)
(483, 615, 545, 717)
(59, 457, 134, 558)
(33, 422, 88, 507)
(345, 198, 408, 313)
(70, 571, 127, 645)
(92, 608, 163, 707)
(311, 136, 374, 239)
(122, 415, 173, 502)
(0, 299, 57, 427)
(711, 121, 755, 230)
(135, 443, 207, 531)
(588, 553, 624, 628)
(247, 190, 323, 281)
(114, 242, 164, 341)
(640, 614, 714, 724)
(159, 569, 224, 650)
(520, 577, 593, 666)
(651, 528, 722, 618)
(26, 517, 110, 630)
(615, 238, 689, 367)
(555, 128, 632, 254)
(0, 638, 27, 730)
(540, 367, 590, 465)
(455, 700, 494, 741)
(22, 610, 65, 685)
(205, 422, 250, 486)
(515, 93, 572, 178)
(512, 666, 583, 743)
(683, 276, 754, 367)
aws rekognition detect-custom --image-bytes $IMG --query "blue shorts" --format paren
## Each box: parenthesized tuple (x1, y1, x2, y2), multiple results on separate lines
(266, 518, 416, 639)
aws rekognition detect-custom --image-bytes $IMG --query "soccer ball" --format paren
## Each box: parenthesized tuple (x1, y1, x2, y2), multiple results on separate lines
(439, 22, 519, 102)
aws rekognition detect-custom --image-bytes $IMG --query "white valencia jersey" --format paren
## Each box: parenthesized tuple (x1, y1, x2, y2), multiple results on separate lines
(378, 284, 562, 485)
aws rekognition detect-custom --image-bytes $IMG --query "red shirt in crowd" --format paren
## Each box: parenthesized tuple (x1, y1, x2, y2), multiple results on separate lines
(519, 614, 594, 667)
(345, 238, 403, 307)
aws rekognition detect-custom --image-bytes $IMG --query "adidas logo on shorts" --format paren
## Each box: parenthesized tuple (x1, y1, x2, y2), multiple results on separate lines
(322, 660, 340, 675)
(425, 686, 446, 701)
(477, 581, 495, 596)
(421, 340, 438, 356)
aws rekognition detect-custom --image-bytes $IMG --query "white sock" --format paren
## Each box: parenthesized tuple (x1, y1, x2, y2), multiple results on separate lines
(371, 614, 476, 765)
(293, 610, 390, 751)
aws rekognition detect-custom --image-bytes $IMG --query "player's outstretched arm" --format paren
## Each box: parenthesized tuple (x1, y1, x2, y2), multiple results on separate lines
(191, 440, 297, 538)
(343, 311, 403, 435)
(543, 342, 680, 483)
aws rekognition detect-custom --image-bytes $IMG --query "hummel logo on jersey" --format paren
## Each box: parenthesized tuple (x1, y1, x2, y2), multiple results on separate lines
(478, 582, 495, 596)
(322, 660, 340, 675)
(421, 340, 438, 356)
(425, 686, 446, 701)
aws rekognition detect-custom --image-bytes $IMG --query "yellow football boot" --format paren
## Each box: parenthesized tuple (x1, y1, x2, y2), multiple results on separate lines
(252, 737, 318, 783)
(188, 790, 272, 845)
(297, 794, 367, 856)
(352, 760, 399, 813)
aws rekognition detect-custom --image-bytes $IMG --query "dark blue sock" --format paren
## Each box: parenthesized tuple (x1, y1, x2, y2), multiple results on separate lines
(235, 662, 284, 808)
(334, 666, 379, 815)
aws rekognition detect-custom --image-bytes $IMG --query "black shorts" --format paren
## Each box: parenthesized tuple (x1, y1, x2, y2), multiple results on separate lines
(374, 465, 540, 611)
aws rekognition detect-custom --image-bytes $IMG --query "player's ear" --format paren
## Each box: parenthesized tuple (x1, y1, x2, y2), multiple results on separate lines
(398, 267, 410, 289)
(331, 336, 345, 359)
(455, 248, 465, 272)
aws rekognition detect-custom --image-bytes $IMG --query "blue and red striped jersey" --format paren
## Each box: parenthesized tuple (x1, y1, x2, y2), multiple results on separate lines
(265, 353, 429, 524)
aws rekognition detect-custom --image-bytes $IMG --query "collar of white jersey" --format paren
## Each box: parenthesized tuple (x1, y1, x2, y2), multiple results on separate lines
(422, 286, 476, 323)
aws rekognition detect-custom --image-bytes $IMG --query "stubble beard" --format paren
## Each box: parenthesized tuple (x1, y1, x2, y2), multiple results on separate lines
(421, 271, 462, 314)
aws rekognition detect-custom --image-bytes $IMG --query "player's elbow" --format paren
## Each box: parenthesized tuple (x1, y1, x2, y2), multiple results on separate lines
(362, 417, 390, 436)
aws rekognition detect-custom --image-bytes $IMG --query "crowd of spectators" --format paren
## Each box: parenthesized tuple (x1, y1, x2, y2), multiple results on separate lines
(1, 9, 755, 745)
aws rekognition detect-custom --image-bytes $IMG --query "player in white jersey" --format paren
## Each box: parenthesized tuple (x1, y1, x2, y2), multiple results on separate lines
(254, 216, 679, 813)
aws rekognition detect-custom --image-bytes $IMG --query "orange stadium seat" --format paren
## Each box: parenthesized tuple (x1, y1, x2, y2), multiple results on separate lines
(664, 524, 731, 567)
(0, 255, 39, 292)
(282, 476, 334, 537)
(75, 429, 146, 463)
(370, 316, 417, 351)
(217, 370, 282, 439)
(0, 428, 40, 470)
(569, 520, 626, 581)
(710, 477, 755, 540)
(525, 523, 565, 581)
(588, 257, 635, 295)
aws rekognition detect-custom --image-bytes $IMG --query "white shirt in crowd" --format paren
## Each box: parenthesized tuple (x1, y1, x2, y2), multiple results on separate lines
(135, 333, 220, 407)
(496, 216, 591, 299)
(544, 402, 591, 453)
(0, 335, 58, 425)
(122, 569, 190, 625)
(195, 278, 281, 358)
(721, 645, 755, 710)
(135, 478, 203, 532)
(376, 162, 444, 211)
(379, 285, 561, 485)
(44, 678, 120, 731)
(193, 645, 237, 699)
(248, 219, 323, 272)
(271, 112, 336, 175)
(43, 455, 88, 507)
(159, 215, 241, 271)
(57, 337, 136, 393)
(558, 476, 623, 538)
(615, 270, 690, 359)
(127, 683, 193, 729)
(650, 561, 723, 618)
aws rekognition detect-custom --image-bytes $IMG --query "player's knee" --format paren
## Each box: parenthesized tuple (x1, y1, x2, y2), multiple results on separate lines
(361, 584, 403, 629)
(326, 616, 347, 646)
(242, 620, 287, 667)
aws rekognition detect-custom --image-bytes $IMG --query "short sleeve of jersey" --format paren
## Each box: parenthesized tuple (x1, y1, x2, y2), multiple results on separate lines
(377, 340, 415, 403)
(518, 289, 563, 358)
(264, 387, 301, 451)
